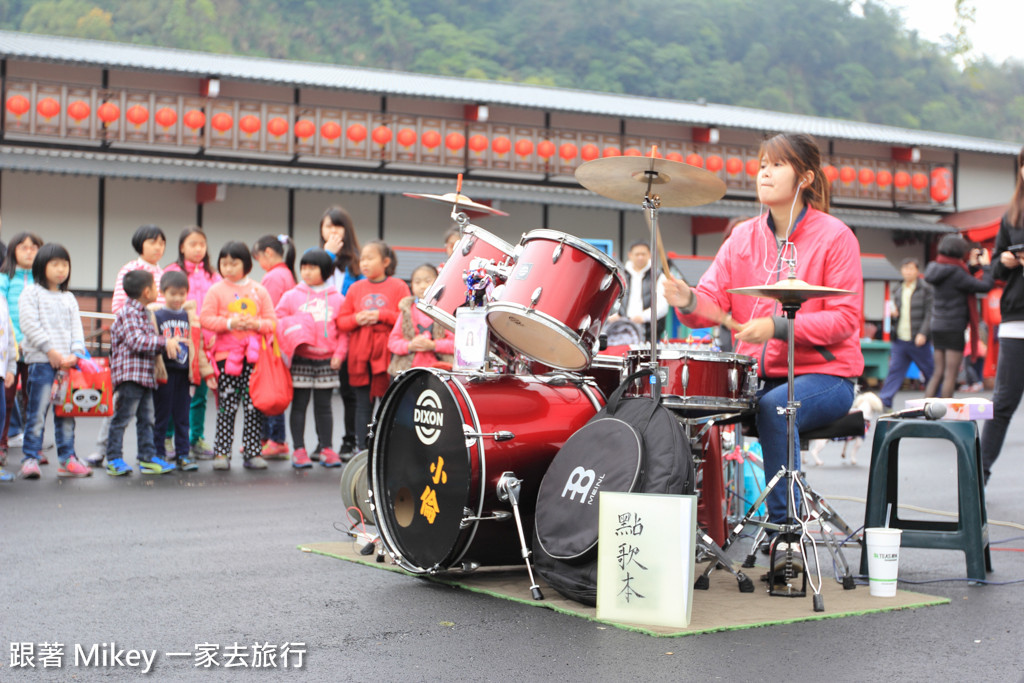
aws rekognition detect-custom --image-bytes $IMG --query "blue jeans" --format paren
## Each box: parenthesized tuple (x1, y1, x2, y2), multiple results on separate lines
(262, 413, 286, 444)
(756, 374, 855, 524)
(107, 381, 157, 463)
(878, 338, 934, 408)
(24, 363, 75, 463)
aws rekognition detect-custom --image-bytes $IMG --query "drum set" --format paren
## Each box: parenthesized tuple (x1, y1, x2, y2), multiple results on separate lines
(350, 156, 855, 609)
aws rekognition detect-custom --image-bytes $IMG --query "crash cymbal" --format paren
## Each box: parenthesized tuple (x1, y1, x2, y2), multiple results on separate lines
(574, 156, 727, 208)
(402, 191, 509, 216)
(728, 278, 855, 303)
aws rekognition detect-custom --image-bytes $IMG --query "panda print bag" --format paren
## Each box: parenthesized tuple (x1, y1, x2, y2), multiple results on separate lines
(52, 357, 114, 418)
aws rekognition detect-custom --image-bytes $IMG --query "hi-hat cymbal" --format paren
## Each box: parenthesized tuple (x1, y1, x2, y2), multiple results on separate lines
(574, 156, 727, 208)
(402, 191, 509, 216)
(728, 278, 855, 304)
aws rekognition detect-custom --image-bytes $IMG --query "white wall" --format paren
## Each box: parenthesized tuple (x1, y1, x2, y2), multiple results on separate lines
(956, 152, 1016, 211)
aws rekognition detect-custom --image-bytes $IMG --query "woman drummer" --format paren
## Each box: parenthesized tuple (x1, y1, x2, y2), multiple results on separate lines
(664, 132, 864, 548)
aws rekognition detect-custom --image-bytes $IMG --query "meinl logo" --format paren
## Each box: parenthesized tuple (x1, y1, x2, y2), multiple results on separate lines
(413, 389, 445, 445)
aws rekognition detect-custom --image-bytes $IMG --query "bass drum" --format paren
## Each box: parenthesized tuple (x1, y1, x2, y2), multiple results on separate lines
(369, 368, 603, 574)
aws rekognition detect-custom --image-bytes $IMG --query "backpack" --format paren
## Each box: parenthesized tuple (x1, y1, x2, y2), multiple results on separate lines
(532, 369, 694, 605)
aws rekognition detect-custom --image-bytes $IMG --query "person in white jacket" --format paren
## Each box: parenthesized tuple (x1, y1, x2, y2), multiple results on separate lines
(607, 241, 667, 341)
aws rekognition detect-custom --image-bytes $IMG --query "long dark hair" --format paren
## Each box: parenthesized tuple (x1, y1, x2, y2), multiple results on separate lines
(319, 205, 361, 278)
(252, 234, 296, 277)
(32, 243, 71, 291)
(175, 225, 214, 275)
(1008, 146, 1024, 229)
(758, 133, 831, 214)
(2, 231, 43, 278)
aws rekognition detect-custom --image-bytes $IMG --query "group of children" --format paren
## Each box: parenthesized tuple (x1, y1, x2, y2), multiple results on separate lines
(1, 206, 456, 481)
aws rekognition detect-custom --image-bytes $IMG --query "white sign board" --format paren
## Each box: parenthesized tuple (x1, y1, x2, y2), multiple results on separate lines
(595, 492, 696, 629)
(453, 307, 488, 371)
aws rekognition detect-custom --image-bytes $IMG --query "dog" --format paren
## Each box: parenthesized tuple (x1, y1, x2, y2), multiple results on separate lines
(806, 390, 884, 466)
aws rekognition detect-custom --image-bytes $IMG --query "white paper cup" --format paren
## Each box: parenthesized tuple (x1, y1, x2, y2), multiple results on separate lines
(865, 527, 903, 597)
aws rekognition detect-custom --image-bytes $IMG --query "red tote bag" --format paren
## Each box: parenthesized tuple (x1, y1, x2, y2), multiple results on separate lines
(250, 332, 293, 416)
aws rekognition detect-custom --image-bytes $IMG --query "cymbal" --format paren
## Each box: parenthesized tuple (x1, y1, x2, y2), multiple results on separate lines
(728, 278, 856, 303)
(402, 191, 509, 216)
(574, 156, 727, 208)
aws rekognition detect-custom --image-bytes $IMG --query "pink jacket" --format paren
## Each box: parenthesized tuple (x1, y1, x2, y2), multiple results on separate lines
(199, 277, 277, 363)
(275, 283, 349, 362)
(111, 258, 163, 314)
(388, 298, 455, 368)
(677, 207, 864, 379)
(261, 263, 296, 306)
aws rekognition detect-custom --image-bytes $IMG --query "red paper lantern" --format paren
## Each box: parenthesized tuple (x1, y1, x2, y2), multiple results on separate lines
(211, 112, 233, 132)
(685, 153, 703, 168)
(293, 119, 315, 139)
(346, 123, 366, 143)
(893, 171, 910, 188)
(876, 169, 893, 187)
(930, 167, 952, 203)
(421, 130, 441, 149)
(559, 143, 578, 161)
(602, 147, 621, 157)
(468, 134, 488, 153)
(858, 168, 875, 185)
(514, 139, 533, 157)
(321, 121, 342, 141)
(267, 117, 289, 137)
(445, 132, 465, 151)
(371, 125, 392, 146)
(666, 152, 683, 162)
(726, 157, 743, 175)
(5, 94, 29, 117)
(239, 115, 260, 135)
(839, 166, 856, 183)
(98, 102, 120, 123)
(823, 165, 839, 183)
(624, 148, 642, 157)
(154, 107, 177, 129)
(911, 172, 928, 191)
(397, 128, 417, 147)
(67, 100, 90, 122)
(746, 159, 760, 177)
(126, 105, 149, 127)
(36, 97, 60, 119)
(492, 136, 511, 155)
(183, 109, 206, 131)
(706, 155, 723, 172)
(537, 140, 555, 159)
(581, 143, 599, 161)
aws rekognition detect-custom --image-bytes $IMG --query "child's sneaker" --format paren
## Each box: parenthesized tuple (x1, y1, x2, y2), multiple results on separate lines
(139, 456, 177, 475)
(243, 456, 268, 470)
(190, 439, 215, 459)
(106, 458, 132, 476)
(340, 439, 356, 456)
(0, 468, 13, 482)
(212, 455, 231, 471)
(261, 440, 290, 459)
(177, 456, 198, 472)
(85, 452, 105, 467)
(320, 448, 342, 468)
(19, 458, 40, 479)
(291, 448, 312, 469)
(57, 455, 92, 478)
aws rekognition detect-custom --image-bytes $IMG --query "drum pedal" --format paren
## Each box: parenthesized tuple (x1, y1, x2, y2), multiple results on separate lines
(497, 472, 545, 601)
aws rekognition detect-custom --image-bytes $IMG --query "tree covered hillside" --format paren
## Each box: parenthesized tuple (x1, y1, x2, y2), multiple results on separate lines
(3, 0, 1022, 141)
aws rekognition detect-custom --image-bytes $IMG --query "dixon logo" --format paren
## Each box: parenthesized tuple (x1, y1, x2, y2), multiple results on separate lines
(562, 466, 596, 503)
(414, 390, 445, 445)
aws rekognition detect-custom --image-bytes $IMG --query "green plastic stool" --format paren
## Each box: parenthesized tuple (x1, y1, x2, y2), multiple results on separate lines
(860, 417, 992, 582)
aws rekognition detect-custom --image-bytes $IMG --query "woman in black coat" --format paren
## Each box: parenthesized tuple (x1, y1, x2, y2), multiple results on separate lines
(923, 234, 993, 398)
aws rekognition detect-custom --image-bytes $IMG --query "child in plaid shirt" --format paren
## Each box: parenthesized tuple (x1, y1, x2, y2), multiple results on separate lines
(105, 270, 181, 476)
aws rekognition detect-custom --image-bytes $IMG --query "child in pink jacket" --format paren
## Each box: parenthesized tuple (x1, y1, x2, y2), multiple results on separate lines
(275, 249, 349, 468)
(388, 263, 454, 375)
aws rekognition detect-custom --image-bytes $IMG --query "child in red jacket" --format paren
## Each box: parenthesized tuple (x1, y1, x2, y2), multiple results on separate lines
(337, 240, 409, 450)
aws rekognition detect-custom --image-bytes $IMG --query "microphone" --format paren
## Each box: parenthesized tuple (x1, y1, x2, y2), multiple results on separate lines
(888, 402, 947, 420)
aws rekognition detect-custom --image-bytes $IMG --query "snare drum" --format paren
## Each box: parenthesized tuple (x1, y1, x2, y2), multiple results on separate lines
(486, 230, 625, 371)
(417, 225, 515, 331)
(369, 368, 603, 573)
(626, 346, 758, 416)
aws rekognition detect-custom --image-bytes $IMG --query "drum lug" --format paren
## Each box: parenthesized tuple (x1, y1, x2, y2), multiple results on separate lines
(552, 241, 563, 263)
(463, 428, 516, 442)
(681, 362, 690, 395)
(728, 367, 739, 394)
(530, 286, 542, 307)
(600, 272, 615, 291)
(461, 234, 476, 257)
(430, 284, 444, 304)
(460, 510, 512, 528)
(578, 315, 591, 334)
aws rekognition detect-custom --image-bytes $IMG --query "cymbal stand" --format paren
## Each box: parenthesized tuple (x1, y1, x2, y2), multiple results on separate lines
(497, 472, 544, 600)
(641, 173, 662, 401)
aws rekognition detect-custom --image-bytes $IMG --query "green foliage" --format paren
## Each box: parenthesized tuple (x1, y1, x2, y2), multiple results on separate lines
(4, 0, 1022, 141)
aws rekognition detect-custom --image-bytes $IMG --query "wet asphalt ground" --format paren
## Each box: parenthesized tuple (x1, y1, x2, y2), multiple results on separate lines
(2, 387, 1024, 682)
